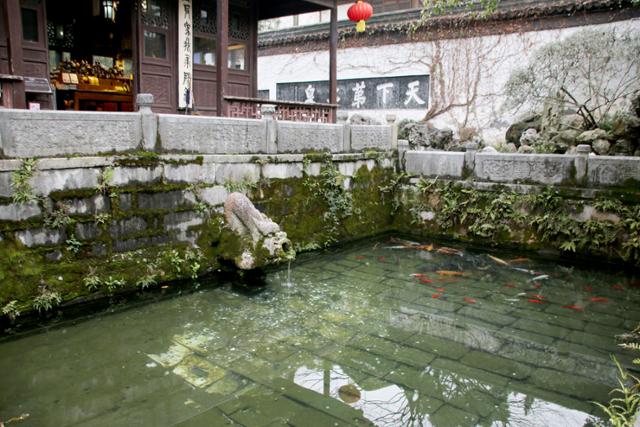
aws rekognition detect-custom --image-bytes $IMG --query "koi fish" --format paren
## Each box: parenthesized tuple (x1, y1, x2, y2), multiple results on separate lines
(434, 287, 446, 292)
(512, 267, 538, 274)
(378, 256, 386, 262)
(504, 283, 516, 288)
(590, 297, 609, 303)
(415, 244, 434, 251)
(613, 284, 624, 290)
(528, 299, 546, 304)
(437, 247, 464, 256)
(533, 283, 542, 289)
(584, 286, 593, 293)
(504, 298, 520, 302)
(562, 305, 584, 312)
(488, 255, 509, 266)
(531, 294, 546, 300)
(508, 257, 529, 264)
(420, 278, 434, 284)
(411, 273, 427, 278)
(436, 270, 464, 277)
(529, 275, 550, 282)
(432, 294, 442, 299)
(355, 255, 365, 260)
(464, 297, 477, 304)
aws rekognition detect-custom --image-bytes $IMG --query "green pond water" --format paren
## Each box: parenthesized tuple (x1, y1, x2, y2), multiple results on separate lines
(1, 237, 639, 427)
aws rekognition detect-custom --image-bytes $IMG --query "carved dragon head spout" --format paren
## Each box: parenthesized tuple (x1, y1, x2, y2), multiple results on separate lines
(223, 192, 295, 271)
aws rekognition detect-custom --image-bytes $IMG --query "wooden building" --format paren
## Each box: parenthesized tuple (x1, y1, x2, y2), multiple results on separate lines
(0, 0, 339, 121)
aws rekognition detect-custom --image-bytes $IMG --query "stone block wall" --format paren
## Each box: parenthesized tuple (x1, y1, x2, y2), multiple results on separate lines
(0, 152, 396, 312)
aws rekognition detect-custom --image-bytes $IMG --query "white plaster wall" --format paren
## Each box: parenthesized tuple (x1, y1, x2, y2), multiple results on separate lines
(258, 18, 640, 144)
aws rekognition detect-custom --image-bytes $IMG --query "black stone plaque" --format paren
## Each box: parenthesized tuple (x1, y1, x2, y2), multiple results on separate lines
(276, 75, 429, 110)
(24, 77, 53, 94)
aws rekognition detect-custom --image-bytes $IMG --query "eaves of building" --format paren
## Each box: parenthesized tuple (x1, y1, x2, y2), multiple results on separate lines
(258, 0, 640, 56)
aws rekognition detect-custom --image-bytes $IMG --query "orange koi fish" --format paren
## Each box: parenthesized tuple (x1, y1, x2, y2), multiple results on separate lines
(527, 299, 545, 304)
(411, 273, 427, 278)
(562, 305, 584, 312)
(434, 287, 446, 292)
(504, 283, 516, 288)
(464, 297, 477, 304)
(531, 294, 546, 300)
(436, 271, 464, 277)
(584, 286, 593, 293)
(590, 297, 609, 303)
(437, 247, 464, 256)
(377, 256, 386, 262)
(508, 257, 529, 264)
(420, 278, 434, 284)
(432, 294, 442, 299)
(488, 255, 509, 266)
(355, 255, 365, 260)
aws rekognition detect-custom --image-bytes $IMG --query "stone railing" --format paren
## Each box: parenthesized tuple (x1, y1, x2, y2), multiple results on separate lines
(225, 96, 337, 123)
(0, 94, 394, 158)
(403, 142, 640, 188)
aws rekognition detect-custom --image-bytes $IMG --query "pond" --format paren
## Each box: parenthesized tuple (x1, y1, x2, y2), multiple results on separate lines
(1, 237, 639, 426)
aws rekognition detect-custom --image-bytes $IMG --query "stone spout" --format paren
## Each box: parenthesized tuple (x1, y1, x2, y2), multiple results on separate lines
(223, 192, 294, 270)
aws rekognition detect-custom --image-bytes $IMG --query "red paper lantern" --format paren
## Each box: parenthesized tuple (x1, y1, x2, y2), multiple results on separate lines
(347, 0, 373, 33)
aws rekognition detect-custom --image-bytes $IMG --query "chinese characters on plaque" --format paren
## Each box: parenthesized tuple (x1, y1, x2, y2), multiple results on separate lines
(276, 75, 429, 110)
(178, 0, 193, 109)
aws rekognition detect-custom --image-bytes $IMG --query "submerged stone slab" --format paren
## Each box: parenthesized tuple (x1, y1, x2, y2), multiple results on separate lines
(276, 122, 343, 153)
(587, 156, 640, 186)
(350, 125, 393, 151)
(405, 151, 465, 178)
(475, 153, 575, 184)
(0, 201, 41, 221)
(0, 110, 141, 157)
(158, 115, 267, 154)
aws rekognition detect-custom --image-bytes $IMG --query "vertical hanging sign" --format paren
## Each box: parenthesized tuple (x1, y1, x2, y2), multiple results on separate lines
(178, 0, 193, 109)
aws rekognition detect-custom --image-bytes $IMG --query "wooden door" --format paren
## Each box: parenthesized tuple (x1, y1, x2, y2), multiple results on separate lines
(192, 0, 217, 114)
(19, 0, 48, 80)
(136, 0, 176, 113)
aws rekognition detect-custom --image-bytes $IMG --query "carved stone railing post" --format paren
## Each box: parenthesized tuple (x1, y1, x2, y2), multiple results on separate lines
(137, 93, 157, 151)
(464, 141, 479, 177)
(386, 113, 397, 149)
(574, 144, 591, 185)
(337, 111, 350, 152)
(261, 104, 277, 154)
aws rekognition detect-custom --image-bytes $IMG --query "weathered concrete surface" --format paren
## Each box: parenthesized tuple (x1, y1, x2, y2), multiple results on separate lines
(276, 122, 344, 153)
(475, 153, 575, 185)
(158, 115, 267, 154)
(405, 151, 465, 178)
(0, 109, 142, 157)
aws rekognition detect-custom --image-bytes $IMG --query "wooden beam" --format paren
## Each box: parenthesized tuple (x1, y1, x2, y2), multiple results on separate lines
(5, 0, 25, 108)
(216, 0, 229, 116)
(329, 0, 337, 122)
(304, 0, 335, 8)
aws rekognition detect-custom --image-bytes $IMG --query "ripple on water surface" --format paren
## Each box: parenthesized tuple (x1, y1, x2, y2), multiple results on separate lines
(1, 237, 639, 427)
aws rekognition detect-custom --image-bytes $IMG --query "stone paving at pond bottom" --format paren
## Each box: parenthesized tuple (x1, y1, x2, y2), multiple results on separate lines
(1, 237, 638, 426)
